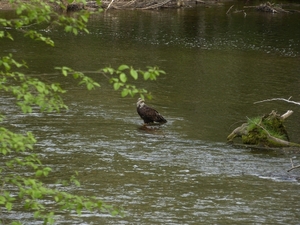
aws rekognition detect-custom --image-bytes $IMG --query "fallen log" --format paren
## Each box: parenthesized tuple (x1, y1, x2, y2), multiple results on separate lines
(227, 110, 300, 148)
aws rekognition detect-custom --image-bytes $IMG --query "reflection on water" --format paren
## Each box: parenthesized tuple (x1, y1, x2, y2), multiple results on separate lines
(1, 2, 300, 224)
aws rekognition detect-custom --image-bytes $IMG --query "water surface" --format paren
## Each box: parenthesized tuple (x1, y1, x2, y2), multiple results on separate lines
(1, 2, 300, 224)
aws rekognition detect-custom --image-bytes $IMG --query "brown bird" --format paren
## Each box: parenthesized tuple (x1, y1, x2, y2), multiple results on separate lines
(136, 98, 167, 125)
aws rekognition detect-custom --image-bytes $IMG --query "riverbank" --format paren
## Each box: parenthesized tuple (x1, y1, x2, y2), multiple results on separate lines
(0, 0, 231, 11)
(1, 0, 299, 13)
(0, 0, 12, 10)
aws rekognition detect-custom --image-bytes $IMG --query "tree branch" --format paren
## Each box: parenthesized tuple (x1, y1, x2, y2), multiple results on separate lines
(106, 0, 115, 10)
(280, 110, 293, 120)
(287, 158, 300, 172)
(254, 97, 300, 106)
(142, 0, 171, 10)
(226, 5, 234, 14)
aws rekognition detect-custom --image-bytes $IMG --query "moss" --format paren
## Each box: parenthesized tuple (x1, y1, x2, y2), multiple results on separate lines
(242, 113, 289, 147)
(246, 117, 261, 131)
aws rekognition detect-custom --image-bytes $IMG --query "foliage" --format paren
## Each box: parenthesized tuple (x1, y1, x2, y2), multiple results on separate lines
(103, 65, 166, 100)
(0, 125, 121, 223)
(246, 116, 261, 132)
(247, 116, 287, 139)
(242, 115, 289, 146)
(0, 0, 165, 224)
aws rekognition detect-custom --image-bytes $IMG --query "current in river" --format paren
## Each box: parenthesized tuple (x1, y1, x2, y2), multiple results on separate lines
(1, 1, 300, 224)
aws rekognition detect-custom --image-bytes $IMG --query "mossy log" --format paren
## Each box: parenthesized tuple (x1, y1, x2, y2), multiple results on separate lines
(227, 110, 300, 148)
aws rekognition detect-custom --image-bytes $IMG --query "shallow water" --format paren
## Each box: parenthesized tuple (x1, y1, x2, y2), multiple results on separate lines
(1, 2, 300, 224)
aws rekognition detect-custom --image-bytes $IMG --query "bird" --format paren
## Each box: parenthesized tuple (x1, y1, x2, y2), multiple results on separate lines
(136, 98, 167, 125)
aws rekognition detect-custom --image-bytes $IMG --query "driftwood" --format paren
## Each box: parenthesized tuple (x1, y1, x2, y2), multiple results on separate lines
(60, 1, 300, 12)
(141, 0, 172, 10)
(226, 4, 234, 14)
(58, 0, 210, 11)
(254, 97, 300, 106)
(228, 110, 300, 148)
(106, 0, 115, 10)
(101, 0, 191, 10)
(281, 110, 293, 120)
(226, 1, 300, 15)
(287, 158, 300, 172)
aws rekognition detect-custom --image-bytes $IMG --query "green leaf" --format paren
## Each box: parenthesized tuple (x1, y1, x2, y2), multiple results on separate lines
(36, 85, 44, 93)
(80, 15, 88, 23)
(5, 202, 13, 211)
(35, 170, 43, 177)
(132, 89, 139, 94)
(6, 32, 14, 40)
(51, 83, 58, 91)
(87, 83, 93, 90)
(102, 67, 114, 75)
(73, 28, 78, 35)
(11, 222, 22, 225)
(121, 89, 129, 97)
(113, 82, 120, 90)
(62, 68, 69, 76)
(143, 71, 150, 80)
(76, 204, 83, 215)
(3, 62, 11, 71)
(65, 26, 72, 32)
(130, 68, 138, 80)
(0, 196, 6, 204)
(119, 73, 127, 83)
(118, 64, 129, 71)
(93, 82, 100, 87)
(43, 167, 52, 176)
(20, 104, 32, 113)
(109, 78, 119, 84)
(127, 89, 132, 97)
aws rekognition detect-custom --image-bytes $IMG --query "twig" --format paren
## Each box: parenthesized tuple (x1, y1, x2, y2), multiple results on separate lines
(106, 0, 115, 10)
(122, 0, 137, 7)
(254, 97, 300, 106)
(280, 110, 293, 120)
(141, 0, 171, 10)
(226, 5, 234, 14)
(287, 158, 300, 172)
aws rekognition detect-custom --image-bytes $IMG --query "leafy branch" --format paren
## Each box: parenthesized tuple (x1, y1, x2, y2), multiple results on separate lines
(102, 65, 166, 99)
(1, 0, 102, 45)
(0, 0, 166, 223)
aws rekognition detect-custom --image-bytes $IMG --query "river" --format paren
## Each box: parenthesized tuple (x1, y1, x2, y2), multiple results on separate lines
(1, 1, 300, 224)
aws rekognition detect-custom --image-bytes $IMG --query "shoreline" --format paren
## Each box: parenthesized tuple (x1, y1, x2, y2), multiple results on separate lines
(0, 0, 231, 11)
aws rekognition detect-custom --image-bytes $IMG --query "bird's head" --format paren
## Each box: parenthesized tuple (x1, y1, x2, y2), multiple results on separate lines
(137, 98, 145, 107)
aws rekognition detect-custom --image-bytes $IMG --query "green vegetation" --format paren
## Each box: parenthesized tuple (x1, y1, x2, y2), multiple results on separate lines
(104, 65, 165, 99)
(227, 111, 300, 148)
(0, 0, 165, 224)
(243, 114, 289, 146)
(246, 116, 261, 132)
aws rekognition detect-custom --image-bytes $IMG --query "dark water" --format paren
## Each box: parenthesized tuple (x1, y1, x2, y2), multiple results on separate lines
(1, 2, 300, 224)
